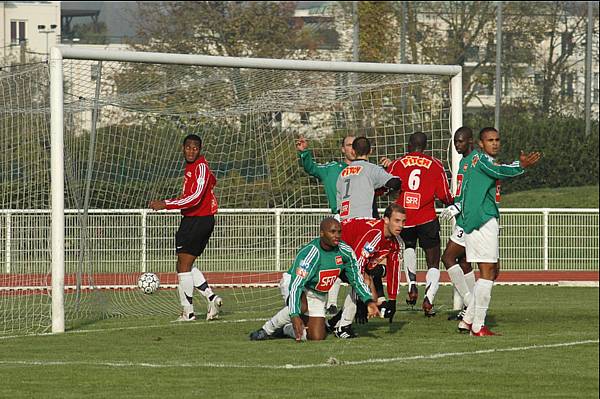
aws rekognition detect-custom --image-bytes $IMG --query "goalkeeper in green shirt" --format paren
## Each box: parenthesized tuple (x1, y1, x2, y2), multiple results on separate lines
(455, 127, 541, 336)
(249, 217, 379, 341)
(295, 135, 355, 316)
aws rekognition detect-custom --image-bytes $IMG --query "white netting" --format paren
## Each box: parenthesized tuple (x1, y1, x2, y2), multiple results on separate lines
(0, 57, 452, 335)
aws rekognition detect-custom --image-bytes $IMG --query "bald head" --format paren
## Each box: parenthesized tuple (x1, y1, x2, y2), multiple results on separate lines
(408, 132, 428, 152)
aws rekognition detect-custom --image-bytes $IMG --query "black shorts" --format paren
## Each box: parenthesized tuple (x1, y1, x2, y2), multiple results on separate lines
(175, 215, 215, 257)
(400, 219, 441, 250)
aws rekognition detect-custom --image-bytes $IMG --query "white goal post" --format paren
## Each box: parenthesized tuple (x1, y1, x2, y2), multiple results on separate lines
(48, 46, 463, 334)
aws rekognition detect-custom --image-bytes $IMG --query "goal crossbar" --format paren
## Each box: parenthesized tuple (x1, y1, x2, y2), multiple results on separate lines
(49, 46, 463, 333)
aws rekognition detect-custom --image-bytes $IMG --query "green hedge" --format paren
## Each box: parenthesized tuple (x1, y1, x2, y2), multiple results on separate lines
(465, 113, 599, 193)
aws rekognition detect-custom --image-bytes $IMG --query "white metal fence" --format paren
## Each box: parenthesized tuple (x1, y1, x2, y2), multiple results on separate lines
(0, 208, 598, 275)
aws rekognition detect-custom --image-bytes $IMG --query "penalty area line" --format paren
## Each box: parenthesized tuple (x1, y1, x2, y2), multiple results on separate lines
(0, 340, 597, 370)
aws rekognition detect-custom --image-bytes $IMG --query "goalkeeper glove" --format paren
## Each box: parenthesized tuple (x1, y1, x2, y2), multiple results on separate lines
(355, 298, 368, 324)
(439, 203, 461, 221)
(381, 300, 396, 323)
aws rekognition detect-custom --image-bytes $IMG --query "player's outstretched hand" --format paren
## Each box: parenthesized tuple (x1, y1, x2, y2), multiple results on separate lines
(149, 200, 166, 211)
(295, 136, 308, 151)
(367, 301, 380, 319)
(439, 203, 461, 221)
(519, 151, 542, 168)
(381, 300, 396, 323)
(379, 157, 392, 168)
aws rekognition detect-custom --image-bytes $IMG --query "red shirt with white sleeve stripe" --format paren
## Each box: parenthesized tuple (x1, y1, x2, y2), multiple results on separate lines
(165, 156, 218, 216)
(341, 218, 404, 301)
(386, 152, 453, 227)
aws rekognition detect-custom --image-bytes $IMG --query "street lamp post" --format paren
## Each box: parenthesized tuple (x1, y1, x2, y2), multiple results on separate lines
(37, 24, 57, 61)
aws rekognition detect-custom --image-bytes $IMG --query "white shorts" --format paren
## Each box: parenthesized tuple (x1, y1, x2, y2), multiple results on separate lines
(449, 224, 466, 247)
(465, 218, 499, 263)
(305, 289, 327, 317)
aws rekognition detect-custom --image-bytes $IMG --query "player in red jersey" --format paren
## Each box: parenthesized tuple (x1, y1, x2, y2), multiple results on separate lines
(382, 132, 453, 316)
(149, 134, 222, 322)
(328, 204, 406, 338)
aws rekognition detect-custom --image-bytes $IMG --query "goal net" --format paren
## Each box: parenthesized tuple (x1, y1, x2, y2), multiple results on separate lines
(0, 48, 461, 335)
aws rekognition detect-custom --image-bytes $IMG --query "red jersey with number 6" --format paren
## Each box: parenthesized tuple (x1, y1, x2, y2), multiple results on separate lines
(387, 152, 453, 228)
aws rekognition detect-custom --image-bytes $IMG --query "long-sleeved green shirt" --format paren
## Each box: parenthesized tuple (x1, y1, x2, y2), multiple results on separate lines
(459, 150, 524, 233)
(287, 238, 372, 318)
(298, 149, 347, 213)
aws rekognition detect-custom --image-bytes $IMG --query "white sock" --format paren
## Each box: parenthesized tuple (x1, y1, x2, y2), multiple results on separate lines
(336, 291, 356, 328)
(425, 268, 440, 304)
(326, 278, 342, 307)
(191, 267, 214, 300)
(263, 306, 291, 335)
(462, 282, 476, 325)
(465, 270, 476, 293)
(282, 323, 307, 341)
(404, 248, 417, 290)
(447, 264, 471, 307)
(177, 272, 194, 311)
(472, 278, 494, 333)
(453, 288, 464, 310)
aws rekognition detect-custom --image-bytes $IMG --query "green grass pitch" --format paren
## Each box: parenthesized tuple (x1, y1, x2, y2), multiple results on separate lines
(0, 285, 598, 398)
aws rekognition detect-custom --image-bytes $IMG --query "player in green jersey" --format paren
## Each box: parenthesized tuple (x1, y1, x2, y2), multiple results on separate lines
(249, 217, 379, 341)
(457, 127, 541, 336)
(439, 127, 476, 321)
(296, 135, 355, 315)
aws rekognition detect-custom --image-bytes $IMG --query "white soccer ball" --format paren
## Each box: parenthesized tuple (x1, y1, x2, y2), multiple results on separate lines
(137, 272, 160, 294)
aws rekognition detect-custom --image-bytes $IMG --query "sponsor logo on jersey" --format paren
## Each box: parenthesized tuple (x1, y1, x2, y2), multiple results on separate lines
(463, 164, 468, 171)
(315, 268, 341, 292)
(295, 267, 308, 278)
(400, 156, 433, 169)
(299, 260, 311, 270)
(361, 242, 375, 258)
(456, 174, 463, 196)
(403, 192, 421, 209)
(340, 165, 363, 177)
(495, 180, 501, 203)
(340, 200, 349, 217)
(335, 256, 343, 265)
(472, 155, 479, 167)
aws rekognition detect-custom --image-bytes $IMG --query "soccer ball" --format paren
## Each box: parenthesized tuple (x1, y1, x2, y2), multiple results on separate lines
(137, 272, 160, 294)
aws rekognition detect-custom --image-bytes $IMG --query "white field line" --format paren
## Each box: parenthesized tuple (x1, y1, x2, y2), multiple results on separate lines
(0, 340, 597, 370)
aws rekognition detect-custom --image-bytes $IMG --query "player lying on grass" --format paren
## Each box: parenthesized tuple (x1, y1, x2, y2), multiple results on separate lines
(249, 217, 379, 341)
(455, 127, 541, 336)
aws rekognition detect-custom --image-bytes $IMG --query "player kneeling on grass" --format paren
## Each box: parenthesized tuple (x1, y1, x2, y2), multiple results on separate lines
(250, 217, 379, 341)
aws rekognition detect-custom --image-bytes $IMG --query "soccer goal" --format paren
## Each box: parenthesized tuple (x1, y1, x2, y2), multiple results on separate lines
(0, 46, 462, 335)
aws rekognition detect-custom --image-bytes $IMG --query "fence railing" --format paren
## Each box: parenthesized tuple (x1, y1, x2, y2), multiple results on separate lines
(0, 208, 598, 275)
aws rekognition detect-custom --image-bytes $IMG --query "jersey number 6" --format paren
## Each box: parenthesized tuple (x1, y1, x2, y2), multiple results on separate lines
(408, 169, 421, 190)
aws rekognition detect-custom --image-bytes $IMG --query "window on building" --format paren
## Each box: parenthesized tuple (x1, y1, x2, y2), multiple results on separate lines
(10, 21, 27, 45)
(560, 73, 574, 98)
(300, 112, 310, 125)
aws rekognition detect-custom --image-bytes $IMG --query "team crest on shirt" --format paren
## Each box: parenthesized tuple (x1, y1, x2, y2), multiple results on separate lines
(335, 256, 343, 265)
(471, 155, 479, 167)
(295, 267, 308, 278)
(462, 164, 468, 171)
(186, 172, 192, 177)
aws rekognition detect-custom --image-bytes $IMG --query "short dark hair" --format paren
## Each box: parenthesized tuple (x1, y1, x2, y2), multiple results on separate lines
(352, 136, 371, 156)
(340, 135, 354, 147)
(455, 126, 473, 139)
(479, 127, 497, 140)
(408, 132, 428, 151)
(383, 203, 406, 219)
(320, 217, 340, 231)
(183, 134, 202, 149)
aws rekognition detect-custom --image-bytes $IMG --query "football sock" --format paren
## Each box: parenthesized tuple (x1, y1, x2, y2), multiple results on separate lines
(425, 267, 441, 304)
(337, 291, 356, 328)
(472, 278, 494, 333)
(462, 282, 476, 325)
(263, 306, 291, 335)
(464, 270, 476, 293)
(404, 248, 417, 290)
(452, 287, 464, 310)
(326, 278, 342, 307)
(191, 267, 215, 299)
(279, 272, 291, 302)
(177, 271, 194, 310)
(447, 264, 471, 307)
